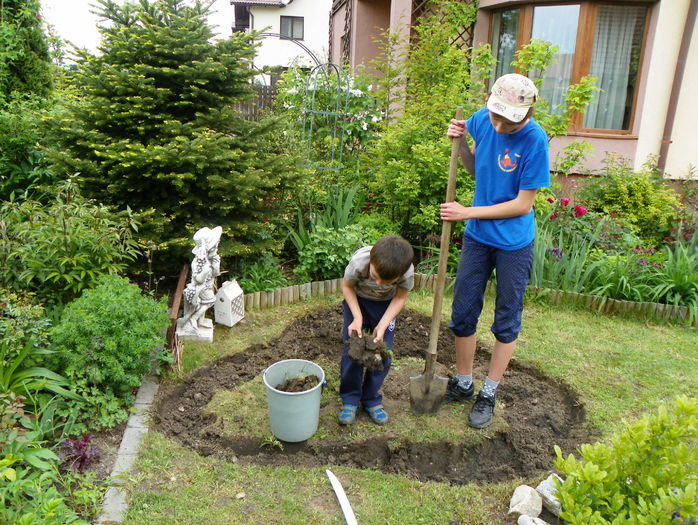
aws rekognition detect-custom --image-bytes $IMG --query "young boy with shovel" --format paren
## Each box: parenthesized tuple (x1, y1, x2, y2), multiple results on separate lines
(338, 235, 414, 426)
(441, 73, 550, 428)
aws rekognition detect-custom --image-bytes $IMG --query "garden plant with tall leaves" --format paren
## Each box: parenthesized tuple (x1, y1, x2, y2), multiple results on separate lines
(47, 0, 301, 272)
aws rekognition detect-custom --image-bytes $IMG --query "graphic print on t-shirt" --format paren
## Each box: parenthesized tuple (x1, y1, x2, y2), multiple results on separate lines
(498, 148, 520, 172)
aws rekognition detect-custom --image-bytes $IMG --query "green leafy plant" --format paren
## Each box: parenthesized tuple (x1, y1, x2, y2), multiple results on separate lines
(294, 224, 366, 282)
(0, 178, 141, 305)
(0, 288, 51, 367)
(554, 397, 698, 524)
(259, 434, 284, 451)
(580, 154, 683, 246)
(49, 275, 169, 429)
(237, 254, 290, 293)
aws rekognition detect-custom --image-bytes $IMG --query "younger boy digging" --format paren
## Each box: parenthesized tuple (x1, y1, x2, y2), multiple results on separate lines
(338, 235, 414, 426)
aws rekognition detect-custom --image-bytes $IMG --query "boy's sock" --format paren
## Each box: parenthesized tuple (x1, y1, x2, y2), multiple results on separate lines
(455, 374, 472, 390)
(480, 377, 499, 398)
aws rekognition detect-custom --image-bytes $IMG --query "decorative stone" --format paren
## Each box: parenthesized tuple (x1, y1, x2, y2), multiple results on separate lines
(517, 516, 550, 525)
(214, 280, 244, 327)
(508, 484, 543, 517)
(535, 473, 564, 517)
(176, 226, 222, 342)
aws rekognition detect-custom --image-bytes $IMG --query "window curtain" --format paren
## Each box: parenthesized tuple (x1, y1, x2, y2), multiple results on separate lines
(583, 6, 645, 130)
(492, 9, 520, 84)
(531, 5, 580, 112)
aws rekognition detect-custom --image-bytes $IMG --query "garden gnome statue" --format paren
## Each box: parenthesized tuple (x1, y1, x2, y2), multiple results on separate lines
(176, 226, 223, 342)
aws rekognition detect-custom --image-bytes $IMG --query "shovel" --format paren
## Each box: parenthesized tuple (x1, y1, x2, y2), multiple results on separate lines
(409, 106, 464, 415)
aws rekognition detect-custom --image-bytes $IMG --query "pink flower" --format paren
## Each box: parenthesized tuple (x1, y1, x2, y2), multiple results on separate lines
(574, 205, 588, 218)
(560, 198, 570, 206)
(550, 213, 558, 220)
(547, 197, 555, 204)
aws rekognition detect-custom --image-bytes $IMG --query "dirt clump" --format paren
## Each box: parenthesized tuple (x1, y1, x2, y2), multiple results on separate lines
(276, 374, 320, 392)
(153, 304, 595, 487)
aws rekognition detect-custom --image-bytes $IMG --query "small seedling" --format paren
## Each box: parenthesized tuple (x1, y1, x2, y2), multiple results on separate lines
(259, 435, 284, 451)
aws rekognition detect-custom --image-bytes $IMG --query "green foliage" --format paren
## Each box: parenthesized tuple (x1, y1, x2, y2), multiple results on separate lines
(553, 141, 594, 176)
(285, 184, 364, 256)
(0, 178, 141, 305)
(513, 39, 599, 141)
(0, 0, 53, 107)
(275, 65, 382, 174)
(555, 397, 698, 524)
(49, 275, 169, 429)
(0, 97, 59, 200)
(237, 254, 290, 293)
(1, 430, 87, 524)
(294, 224, 366, 282)
(45, 0, 301, 271)
(581, 155, 683, 246)
(361, 0, 483, 241)
(0, 288, 50, 366)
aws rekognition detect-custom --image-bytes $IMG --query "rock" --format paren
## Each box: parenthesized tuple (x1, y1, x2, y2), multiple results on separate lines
(508, 485, 543, 517)
(517, 516, 550, 525)
(535, 473, 564, 517)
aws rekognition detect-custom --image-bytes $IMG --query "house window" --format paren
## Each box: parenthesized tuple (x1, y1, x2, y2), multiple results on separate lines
(280, 16, 304, 40)
(490, 2, 648, 133)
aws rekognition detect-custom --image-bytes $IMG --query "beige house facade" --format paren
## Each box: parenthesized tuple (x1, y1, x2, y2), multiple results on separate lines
(329, 0, 697, 179)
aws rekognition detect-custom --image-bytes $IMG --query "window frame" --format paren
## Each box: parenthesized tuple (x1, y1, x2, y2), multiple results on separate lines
(280, 15, 304, 40)
(489, 1, 651, 137)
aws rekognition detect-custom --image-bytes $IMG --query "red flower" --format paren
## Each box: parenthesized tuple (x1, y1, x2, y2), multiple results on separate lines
(547, 197, 555, 203)
(574, 205, 588, 218)
(550, 213, 558, 220)
(560, 198, 570, 206)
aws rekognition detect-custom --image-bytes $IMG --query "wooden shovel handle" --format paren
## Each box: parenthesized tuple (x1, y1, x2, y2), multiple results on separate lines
(425, 106, 463, 379)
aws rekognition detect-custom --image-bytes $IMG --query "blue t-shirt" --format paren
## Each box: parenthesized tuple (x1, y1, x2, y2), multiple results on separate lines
(465, 107, 550, 250)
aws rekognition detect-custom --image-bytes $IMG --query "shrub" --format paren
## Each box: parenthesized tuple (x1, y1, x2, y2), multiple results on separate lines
(294, 225, 366, 282)
(49, 275, 169, 429)
(581, 154, 683, 246)
(555, 397, 697, 524)
(237, 254, 290, 293)
(0, 179, 141, 305)
(0, 288, 51, 366)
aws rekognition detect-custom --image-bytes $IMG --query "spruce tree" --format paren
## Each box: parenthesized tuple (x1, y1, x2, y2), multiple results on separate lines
(49, 0, 300, 270)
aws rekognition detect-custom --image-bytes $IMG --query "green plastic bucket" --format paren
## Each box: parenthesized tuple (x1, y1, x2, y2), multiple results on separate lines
(263, 359, 325, 443)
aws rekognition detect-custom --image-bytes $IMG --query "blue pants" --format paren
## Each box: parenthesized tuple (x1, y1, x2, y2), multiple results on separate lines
(339, 298, 395, 408)
(449, 235, 533, 344)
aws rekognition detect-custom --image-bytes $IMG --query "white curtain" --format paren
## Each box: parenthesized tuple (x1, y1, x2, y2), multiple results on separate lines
(584, 6, 645, 130)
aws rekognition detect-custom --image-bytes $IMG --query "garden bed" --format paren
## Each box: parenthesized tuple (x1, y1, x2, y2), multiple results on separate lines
(153, 304, 595, 486)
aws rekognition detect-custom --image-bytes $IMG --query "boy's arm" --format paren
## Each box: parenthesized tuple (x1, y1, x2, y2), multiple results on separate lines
(440, 188, 538, 221)
(373, 287, 409, 343)
(342, 279, 364, 338)
(447, 119, 475, 176)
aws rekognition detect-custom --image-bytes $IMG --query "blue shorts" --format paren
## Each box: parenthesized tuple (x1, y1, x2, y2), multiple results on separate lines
(449, 235, 533, 343)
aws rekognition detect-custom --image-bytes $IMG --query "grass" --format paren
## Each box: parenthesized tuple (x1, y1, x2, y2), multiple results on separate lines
(122, 288, 698, 524)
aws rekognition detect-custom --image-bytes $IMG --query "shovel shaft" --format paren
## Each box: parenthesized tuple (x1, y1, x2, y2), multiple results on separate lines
(425, 106, 463, 381)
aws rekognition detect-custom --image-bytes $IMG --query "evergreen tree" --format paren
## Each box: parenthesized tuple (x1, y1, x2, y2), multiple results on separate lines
(0, 0, 53, 106)
(48, 0, 301, 270)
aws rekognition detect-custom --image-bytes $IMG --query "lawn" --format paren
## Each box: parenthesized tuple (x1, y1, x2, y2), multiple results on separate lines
(122, 290, 697, 524)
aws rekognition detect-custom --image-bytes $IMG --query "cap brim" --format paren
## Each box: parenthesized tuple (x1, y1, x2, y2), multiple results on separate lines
(487, 94, 528, 123)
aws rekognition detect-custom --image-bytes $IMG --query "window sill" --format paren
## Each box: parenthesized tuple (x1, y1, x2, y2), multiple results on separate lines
(566, 131, 638, 140)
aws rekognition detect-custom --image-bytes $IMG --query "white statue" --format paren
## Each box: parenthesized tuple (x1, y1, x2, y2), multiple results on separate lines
(176, 226, 222, 341)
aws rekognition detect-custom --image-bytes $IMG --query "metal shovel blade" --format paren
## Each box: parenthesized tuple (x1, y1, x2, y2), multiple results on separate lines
(409, 373, 448, 415)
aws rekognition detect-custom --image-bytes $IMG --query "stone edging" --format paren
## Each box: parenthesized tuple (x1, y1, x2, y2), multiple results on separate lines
(96, 376, 159, 524)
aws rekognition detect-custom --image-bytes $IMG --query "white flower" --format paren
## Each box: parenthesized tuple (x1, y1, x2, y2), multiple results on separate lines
(349, 89, 364, 97)
(286, 88, 297, 95)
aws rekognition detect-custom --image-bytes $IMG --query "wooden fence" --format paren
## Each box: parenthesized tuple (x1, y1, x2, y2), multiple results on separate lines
(233, 85, 277, 121)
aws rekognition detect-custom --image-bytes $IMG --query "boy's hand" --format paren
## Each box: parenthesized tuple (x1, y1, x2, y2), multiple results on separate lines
(348, 318, 363, 338)
(372, 323, 388, 343)
(447, 119, 466, 138)
(441, 201, 470, 222)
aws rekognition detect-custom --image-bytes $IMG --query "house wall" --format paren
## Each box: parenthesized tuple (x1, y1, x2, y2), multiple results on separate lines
(474, 0, 696, 180)
(329, 0, 348, 64)
(657, 2, 697, 179)
(250, 0, 332, 69)
(352, 0, 391, 73)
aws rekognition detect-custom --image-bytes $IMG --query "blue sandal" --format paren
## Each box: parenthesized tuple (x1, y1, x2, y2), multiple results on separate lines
(365, 404, 389, 425)
(338, 404, 358, 425)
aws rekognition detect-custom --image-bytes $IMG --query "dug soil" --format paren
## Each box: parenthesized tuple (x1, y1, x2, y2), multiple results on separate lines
(154, 304, 595, 488)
